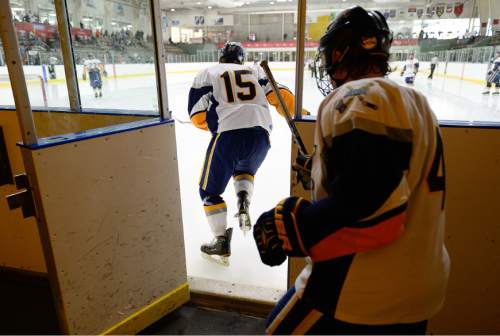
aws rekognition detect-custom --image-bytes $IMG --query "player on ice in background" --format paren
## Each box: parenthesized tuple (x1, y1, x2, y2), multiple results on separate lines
(482, 51, 500, 95)
(253, 6, 450, 334)
(83, 55, 105, 98)
(400, 53, 419, 84)
(428, 53, 439, 79)
(188, 42, 306, 266)
(48, 56, 58, 79)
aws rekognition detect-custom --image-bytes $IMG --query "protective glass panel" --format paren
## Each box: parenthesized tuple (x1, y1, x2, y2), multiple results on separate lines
(160, 0, 297, 293)
(304, 2, 500, 123)
(1, 1, 69, 109)
(67, 0, 159, 112)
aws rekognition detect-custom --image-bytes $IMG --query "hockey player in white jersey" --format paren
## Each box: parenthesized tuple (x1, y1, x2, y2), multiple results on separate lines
(482, 51, 500, 95)
(188, 42, 304, 265)
(83, 55, 105, 98)
(400, 53, 419, 84)
(253, 6, 449, 334)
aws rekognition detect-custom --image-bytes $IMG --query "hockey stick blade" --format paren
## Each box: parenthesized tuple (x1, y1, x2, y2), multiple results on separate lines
(260, 60, 309, 157)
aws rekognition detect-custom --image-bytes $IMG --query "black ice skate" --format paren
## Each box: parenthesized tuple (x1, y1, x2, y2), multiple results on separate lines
(200, 228, 233, 266)
(235, 191, 251, 234)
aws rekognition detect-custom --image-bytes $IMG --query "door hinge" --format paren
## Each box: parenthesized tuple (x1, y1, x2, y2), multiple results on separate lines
(5, 173, 36, 218)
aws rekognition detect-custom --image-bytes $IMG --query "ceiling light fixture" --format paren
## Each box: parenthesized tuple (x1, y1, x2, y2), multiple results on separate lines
(208, 5, 212, 9)
(170, 8, 175, 11)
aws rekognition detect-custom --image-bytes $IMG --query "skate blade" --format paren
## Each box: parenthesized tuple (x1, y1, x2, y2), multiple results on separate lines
(201, 252, 230, 267)
(238, 213, 252, 234)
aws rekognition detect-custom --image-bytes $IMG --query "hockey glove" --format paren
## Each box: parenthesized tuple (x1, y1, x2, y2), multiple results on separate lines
(292, 152, 313, 190)
(82, 73, 87, 81)
(254, 197, 311, 266)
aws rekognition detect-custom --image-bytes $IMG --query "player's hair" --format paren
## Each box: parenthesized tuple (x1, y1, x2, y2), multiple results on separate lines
(315, 6, 393, 95)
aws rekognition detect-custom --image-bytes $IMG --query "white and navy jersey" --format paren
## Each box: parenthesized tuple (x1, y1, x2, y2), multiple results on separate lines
(84, 59, 102, 71)
(403, 58, 419, 77)
(431, 56, 439, 65)
(489, 56, 500, 70)
(188, 63, 275, 134)
(295, 77, 450, 325)
(487, 56, 500, 74)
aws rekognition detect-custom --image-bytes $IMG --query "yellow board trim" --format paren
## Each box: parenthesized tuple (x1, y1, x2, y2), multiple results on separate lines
(202, 133, 221, 190)
(101, 282, 190, 335)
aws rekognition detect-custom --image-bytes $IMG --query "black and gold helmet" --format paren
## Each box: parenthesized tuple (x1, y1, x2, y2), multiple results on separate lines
(315, 6, 393, 95)
(219, 42, 245, 64)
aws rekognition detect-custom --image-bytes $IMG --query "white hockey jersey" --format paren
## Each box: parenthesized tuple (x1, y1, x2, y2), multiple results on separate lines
(486, 56, 500, 81)
(295, 77, 450, 325)
(188, 63, 278, 134)
(403, 57, 419, 78)
(84, 59, 102, 71)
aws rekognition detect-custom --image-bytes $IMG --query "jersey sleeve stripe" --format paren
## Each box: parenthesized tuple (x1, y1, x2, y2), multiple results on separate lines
(206, 96, 220, 133)
(188, 85, 213, 115)
(308, 205, 407, 262)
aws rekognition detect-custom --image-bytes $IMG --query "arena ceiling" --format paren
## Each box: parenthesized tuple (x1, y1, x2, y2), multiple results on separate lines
(160, 0, 430, 11)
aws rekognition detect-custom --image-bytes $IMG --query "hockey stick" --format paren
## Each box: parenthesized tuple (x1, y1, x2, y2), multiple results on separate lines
(260, 60, 309, 158)
(172, 115, 192, 124)
(260, 60, 313, 190)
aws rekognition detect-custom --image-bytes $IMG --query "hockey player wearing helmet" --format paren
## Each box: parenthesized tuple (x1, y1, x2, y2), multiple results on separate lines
(188, 42, 305, 265)
(83, 54, 105, 98)
(253, 6, 450, 334)
(482, 50, 500, 95)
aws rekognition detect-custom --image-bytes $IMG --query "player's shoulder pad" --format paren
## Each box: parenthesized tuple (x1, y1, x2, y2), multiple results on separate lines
(319, 78, 415, 138)
(329, 79, 382, 117)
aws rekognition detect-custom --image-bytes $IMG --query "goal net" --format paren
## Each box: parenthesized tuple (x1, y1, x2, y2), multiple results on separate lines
(0, 73, 48, 108)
